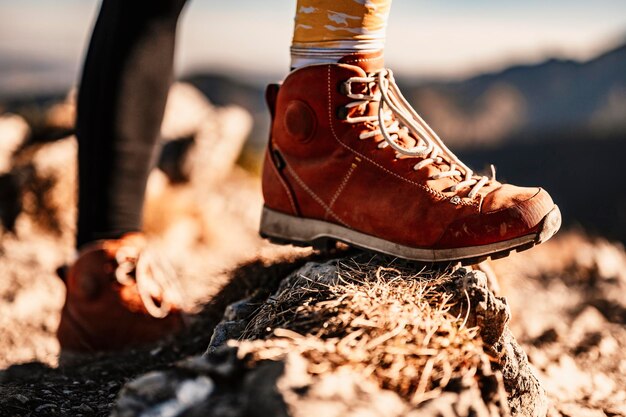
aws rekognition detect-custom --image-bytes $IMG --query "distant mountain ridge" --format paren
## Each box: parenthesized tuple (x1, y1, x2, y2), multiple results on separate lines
(405, 42, 626, 147)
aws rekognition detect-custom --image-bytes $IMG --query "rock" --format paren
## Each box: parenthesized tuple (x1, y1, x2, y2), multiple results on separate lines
(543, 355, 591, 402)
(569, 307, 607, 346)
(597, 334, 618, 357)
(589, 373, 615, 403)
(115, 257, 547, 417)
(159, 82, 252, 185)
(72, 403, 94, 414)
(0, 114, 29, 173)
(604, 403, 626, 417)
(455, 269, 511, 347)
(35, 403, 57, 413)
(205, 293, 267, 353)
(207, 320, 248, 353)
(182, 346, 246, 379)
(12, 136, 78, 238)
(275, 260, 341, 292)
(186, 104, 251, 187)
(113, 371, 214, 417)
(12, 394, 29, 404)
(44, 89, 76, 133)
(161, 82, 213, 140)
(497, 331, 548, 417)
(449, 269, 548, 417)
(223, 295, 262, 321)
(115, 347, 407, 417)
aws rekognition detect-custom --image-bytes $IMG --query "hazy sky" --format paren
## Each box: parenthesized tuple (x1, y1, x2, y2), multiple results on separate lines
(1, 0, 626, 87)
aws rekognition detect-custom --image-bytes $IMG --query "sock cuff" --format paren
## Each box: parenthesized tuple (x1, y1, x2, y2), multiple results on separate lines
(291, 43, 384, 69)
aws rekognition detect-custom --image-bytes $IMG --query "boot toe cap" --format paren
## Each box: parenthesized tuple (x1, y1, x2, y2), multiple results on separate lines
(435, 186, 556, 249)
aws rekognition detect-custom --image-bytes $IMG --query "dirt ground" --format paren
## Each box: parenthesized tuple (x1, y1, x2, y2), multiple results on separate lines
(2, 171, 625, 416)
(0, 144, 312, 416)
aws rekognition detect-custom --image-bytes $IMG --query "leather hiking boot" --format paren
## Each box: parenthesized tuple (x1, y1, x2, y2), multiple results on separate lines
(259, 51, 561, 264)
(57, 233, 186, 356)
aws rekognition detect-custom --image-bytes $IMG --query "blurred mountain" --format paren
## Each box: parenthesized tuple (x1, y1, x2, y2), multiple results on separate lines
(0, 54, 76, 101)
(404, 42, 626, 148)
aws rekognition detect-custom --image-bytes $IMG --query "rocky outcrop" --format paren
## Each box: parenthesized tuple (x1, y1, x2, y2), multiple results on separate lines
(0, 83, 251, 239)
(114, 256, 548, 417)
(159, 82, 252, 186)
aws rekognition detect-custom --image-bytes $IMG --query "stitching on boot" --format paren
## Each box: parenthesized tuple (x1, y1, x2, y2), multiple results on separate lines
(283, 162, 349, 227)
(326, 65, 479, 210)
(342, 57, 379, 64)
(327, 159, 359, 218)
(268, 146, 299, 215)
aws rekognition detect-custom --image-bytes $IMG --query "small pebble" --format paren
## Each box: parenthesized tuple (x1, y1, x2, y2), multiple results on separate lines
(13, 394, 29, 404)
(72, 403, 94, 413)
(35, 404, 57, 413)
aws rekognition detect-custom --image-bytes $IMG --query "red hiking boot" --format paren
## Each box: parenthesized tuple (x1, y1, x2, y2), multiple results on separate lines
(57, 233, 186, 356)
(260, 51, 561, 264)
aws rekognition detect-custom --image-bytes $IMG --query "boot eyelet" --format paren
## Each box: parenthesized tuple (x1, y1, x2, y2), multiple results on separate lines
(336, 106, 349, 120)
(450, 196, 462, 205)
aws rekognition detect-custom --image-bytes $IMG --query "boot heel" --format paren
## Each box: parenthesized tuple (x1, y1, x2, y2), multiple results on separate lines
(259, 207, 339, 253)
(259, 206, 312, 246)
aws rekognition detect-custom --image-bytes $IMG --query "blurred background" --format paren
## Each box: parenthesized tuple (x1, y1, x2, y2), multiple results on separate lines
(1, 0, 626, 241)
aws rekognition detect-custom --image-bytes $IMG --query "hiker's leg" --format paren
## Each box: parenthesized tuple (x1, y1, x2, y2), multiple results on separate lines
(290, 0, 392, 69)
(59, 0, 189, 355)
(75, 0, 187, 248)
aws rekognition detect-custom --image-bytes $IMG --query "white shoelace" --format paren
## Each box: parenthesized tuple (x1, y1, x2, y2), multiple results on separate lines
(343, 69, 495, 199)
(115, 245, 185, 318)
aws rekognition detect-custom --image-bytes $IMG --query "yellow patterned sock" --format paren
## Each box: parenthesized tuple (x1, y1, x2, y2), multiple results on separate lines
(291, 0, 392, 69)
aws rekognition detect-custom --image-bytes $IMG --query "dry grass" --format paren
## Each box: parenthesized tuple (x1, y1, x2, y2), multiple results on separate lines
(234, 257, 487, 405)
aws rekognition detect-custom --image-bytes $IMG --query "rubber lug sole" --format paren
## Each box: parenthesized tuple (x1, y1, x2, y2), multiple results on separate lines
(259, 205, 561, 265)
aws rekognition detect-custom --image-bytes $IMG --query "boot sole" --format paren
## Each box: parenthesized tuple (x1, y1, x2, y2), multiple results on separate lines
(259, 205, 562, 265)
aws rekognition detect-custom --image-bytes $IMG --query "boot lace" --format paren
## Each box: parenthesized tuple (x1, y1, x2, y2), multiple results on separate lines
(114, 245, 185, 318)
(342, 69, 495, 199)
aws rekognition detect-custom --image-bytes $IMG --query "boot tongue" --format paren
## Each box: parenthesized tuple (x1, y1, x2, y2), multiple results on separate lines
(338, 50, 385, 73)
